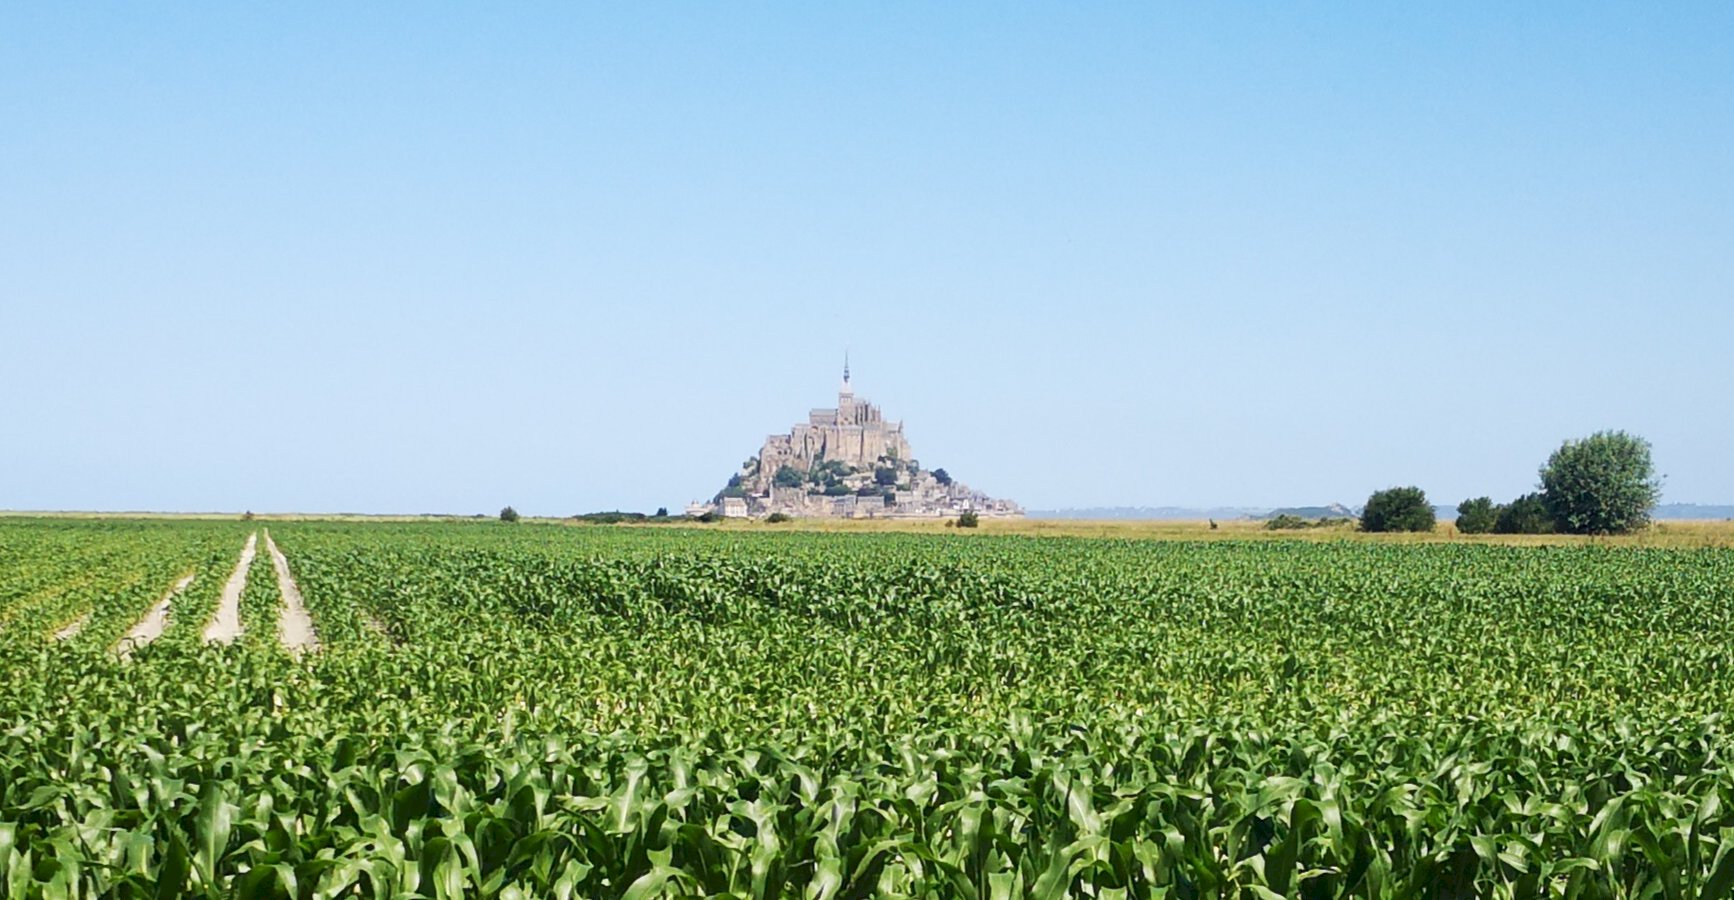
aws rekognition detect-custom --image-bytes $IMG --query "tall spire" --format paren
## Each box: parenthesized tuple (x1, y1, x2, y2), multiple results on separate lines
(841, 351, 853, 397)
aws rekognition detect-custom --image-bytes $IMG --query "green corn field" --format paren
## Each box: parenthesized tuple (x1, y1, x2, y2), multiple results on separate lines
(4, 516, 1734, 898)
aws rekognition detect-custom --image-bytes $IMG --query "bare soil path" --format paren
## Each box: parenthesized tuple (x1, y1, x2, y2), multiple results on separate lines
(203, 532, 257, 644)
(264, 532, 319, 655)
(53, 612, 91, 642)
(115, 572, 197, 658)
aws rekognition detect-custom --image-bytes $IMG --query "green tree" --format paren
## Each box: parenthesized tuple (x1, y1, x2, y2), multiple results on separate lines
(1456, 497, 1497, 534)
(874, 467, 898, 486)
(1360, 487, 1436, 533)
(773, 465, 806, 489)
(1493, 493, 1554, 534)
(714, 473, 747, 502)
(932, 468, 953, 486)
(499, 506, 519, 523)
(957, 510, 980, 528)
(1539, 430, 1660, 535)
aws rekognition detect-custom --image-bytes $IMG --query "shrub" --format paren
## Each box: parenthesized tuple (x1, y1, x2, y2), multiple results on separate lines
(1494, 493, 1554, 535)
(957, 511, 980, 528)
(1456, 497, 1497, 535)
(765, 512, 792, 523)
(499, 506, 520, 523)
(1360, 487, 1435, 533)
(874, 467, 899, 487)
(932, 468, 953, 486)
(773, 466, 806, 489)
(1540, 430, 1660, 535)
(571, 511, 650, 524)
(1265, 515, 1351, 531)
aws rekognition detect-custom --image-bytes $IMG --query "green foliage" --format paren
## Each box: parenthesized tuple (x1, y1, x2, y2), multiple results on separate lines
(802, 460, 857, 496)
(772, 465, 806, 489)
(932, 468, 953, 486)
(810, 460, 853, 480)
(1360, 487, 1436, 533)
(1456, 497, 1497, 534)
(1264, 515, 1350, 531)
(1541, 430, 1661, 535)
(712, 473, 749, 503)
(570, 511, 669, 524)
(1494, 493, 1556, 534)
(497, 506, 519, 523)
(873, 467, 898, 486)
(764, 512, 792, 523)
(956, 510, 980, 527)
(5, 518, 1734, 895)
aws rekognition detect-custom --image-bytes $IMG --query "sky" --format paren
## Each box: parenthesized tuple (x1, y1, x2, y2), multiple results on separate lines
(2, 3, 1730, 515)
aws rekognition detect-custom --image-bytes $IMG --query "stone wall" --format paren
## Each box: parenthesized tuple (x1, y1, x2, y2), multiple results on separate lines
(759, 393, 911, 477)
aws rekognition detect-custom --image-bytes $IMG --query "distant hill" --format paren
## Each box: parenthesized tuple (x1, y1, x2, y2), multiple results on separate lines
(1031, 505, 1366, 521)
(1032, 503, 1734, 522)
(1262, 504, 1358, 520)
(1655, 503, 1734, 520)
(1027, 507, 1267, 521)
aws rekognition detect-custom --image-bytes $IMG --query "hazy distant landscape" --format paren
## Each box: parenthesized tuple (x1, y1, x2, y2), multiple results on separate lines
(1032, 502, 1734, 521)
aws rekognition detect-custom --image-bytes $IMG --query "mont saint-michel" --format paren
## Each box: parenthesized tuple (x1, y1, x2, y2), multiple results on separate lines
(688, 364, 1022, 519)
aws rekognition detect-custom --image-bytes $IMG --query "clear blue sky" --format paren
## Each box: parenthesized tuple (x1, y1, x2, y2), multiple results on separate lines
(3, 4, 1730, 515)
